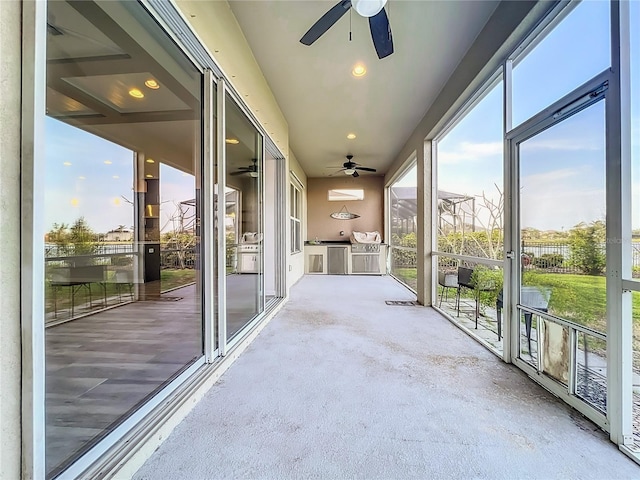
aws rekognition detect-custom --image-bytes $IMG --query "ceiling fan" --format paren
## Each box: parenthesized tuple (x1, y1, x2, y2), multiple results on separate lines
(329, 155, 377, 177)
(230, 158, 259, 177)
(300, 0, 394, 59)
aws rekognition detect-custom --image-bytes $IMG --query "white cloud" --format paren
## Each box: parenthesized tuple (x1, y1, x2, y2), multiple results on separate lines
(524, 137, 601, 152)
(438, 141, 503, 164)
(520, 167, 605, 230)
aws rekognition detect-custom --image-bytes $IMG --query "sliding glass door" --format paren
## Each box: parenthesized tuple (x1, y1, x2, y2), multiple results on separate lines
(224, 93, 264, 340)
(44, 1, 203, 476)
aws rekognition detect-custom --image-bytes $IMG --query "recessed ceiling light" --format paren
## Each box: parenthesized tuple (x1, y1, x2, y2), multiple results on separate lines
(352, 64, 367, 77)
(225, 138, 240, 144)
(144, 79, 160, 89)
(104, 160, 112, 165)
(347, 133, 356, 139)
(129, 88, 144, 99)
(63, 161, 72, 166)
(78, 176, 85, 180)
(113, 175, 119, 179)
(146, 158, 155, 163)
(146, 174, 154, 178)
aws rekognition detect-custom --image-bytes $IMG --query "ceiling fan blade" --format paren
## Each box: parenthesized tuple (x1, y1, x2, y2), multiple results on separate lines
(352, 170, 360, 178)
(230, 171, 247, 176)
(300, 0, 351, 46)
(368, 8, 393, 59)
(355, 166, 377, 172)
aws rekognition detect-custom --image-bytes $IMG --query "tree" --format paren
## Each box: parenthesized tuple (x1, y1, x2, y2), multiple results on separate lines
(47, 222, 71, 256)
(568, 220, 606, 275)
(46, 217, 99, 262)
(68, 217, 99, 256)
(161, 202, 197, 269)
(437, 185, 504, 260)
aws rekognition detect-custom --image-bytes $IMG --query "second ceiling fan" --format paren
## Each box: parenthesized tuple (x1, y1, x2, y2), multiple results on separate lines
(300, 0, 394, 59)
(330, 155, 377, 177)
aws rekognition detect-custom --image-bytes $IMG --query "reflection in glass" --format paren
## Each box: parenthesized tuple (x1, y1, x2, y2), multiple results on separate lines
(44, 1, 203, 476)
(437, 81, 503, 260)
(225, 94, 264, 340)
(518, 101, 606, 395)
(512, 1, 610, 127)
(389, 165, 417, 290)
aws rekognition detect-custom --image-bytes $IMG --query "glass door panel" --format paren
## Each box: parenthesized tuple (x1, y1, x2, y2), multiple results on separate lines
(518, 100, 606, 407)
(225, 94, 264, 341)
(44, 0, 203, 475)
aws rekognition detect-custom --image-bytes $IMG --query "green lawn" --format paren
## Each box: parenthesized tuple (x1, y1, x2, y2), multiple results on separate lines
(45, 268, 196, 314)
(392, 267, 417, 290)
(161, 269, 196, 291)
(524, 272, 640, 335)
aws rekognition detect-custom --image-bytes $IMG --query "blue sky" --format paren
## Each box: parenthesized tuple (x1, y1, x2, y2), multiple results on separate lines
(435, 0, 639, 231)
(45, 1, 638, 234)
(45, 118, 194, 234)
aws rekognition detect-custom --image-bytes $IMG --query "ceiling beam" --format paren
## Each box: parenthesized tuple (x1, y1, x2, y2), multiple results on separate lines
(59, 109, 197, 126)
(47, 54, 150, 79)
(67, 0, 200, 111)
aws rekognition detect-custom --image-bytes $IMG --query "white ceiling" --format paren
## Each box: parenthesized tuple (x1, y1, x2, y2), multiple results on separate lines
(229, 0, 500, 178)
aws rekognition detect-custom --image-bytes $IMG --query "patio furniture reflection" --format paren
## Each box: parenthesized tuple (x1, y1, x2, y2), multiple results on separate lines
(51, 265, 107, 318)
(114, 269, 135, 301)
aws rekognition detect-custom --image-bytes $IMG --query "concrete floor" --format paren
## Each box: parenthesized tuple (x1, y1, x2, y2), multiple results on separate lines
(134, 275, 639, 479)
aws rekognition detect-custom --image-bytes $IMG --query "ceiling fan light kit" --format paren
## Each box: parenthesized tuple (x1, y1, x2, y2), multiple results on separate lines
(300, 0, 393, 59)
(231, 158, 259, 177)
(352, 0, 387, 17)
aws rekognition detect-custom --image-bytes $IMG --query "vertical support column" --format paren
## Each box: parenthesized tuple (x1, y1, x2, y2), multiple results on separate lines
(203, 69, 216, 361)
(503, 59, 514, 363)
(19, 0, 46, 477)
(607, 0, 633, 447)
(416, 140, 432, 306)
(134, 153, 161, 300)
(217, 78, 227, 355)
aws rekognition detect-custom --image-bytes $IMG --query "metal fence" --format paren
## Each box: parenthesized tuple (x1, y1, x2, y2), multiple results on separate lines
(522, 241, 640, 275)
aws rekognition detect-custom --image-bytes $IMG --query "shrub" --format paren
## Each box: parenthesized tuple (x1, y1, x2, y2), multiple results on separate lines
(532, 253, 564, 269)
(569, 221, 606, 275)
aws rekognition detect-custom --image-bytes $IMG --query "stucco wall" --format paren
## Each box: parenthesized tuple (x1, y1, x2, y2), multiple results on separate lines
(307, 176, 384, 243)
(0, 0, 23, 478)
(175, 0, 289, 156)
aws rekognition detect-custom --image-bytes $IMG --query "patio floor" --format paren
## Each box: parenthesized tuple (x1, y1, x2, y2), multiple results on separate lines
(133, 274, 638, 479)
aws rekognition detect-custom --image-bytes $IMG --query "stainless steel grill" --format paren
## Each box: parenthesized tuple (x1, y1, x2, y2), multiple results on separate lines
(350, 243, 380, 253)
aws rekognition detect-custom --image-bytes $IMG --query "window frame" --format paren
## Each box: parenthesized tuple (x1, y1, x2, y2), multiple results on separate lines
(290, 179, 302, 254)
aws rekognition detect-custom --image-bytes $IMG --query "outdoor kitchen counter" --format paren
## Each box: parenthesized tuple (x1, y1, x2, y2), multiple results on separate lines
(304, 243, 387, 275)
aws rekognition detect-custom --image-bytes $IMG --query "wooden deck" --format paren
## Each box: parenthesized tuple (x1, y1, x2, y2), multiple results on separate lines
(45, 285, 201, 477)
(45, 274, 268, 477)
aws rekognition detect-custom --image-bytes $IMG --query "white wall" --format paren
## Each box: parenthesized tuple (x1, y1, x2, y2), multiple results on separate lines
(0, 0, 23, 478)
